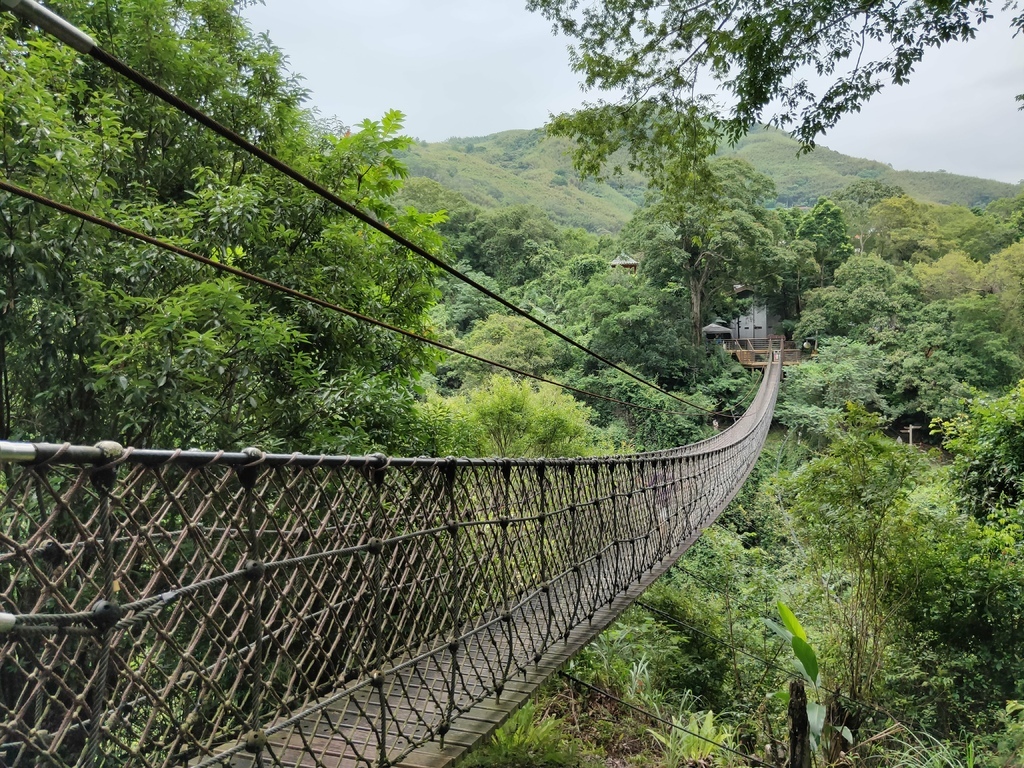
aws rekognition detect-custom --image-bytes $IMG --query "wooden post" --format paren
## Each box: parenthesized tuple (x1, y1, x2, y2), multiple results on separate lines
(788, 680, 811, 768)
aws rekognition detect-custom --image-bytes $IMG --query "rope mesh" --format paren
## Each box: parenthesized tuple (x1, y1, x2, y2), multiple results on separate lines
(0, 361, 780, 768)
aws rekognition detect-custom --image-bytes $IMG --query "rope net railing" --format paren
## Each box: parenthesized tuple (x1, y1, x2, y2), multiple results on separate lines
(0, 358, 780, 768)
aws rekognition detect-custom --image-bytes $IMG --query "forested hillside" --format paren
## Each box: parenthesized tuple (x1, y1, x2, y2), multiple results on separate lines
(3, 1, 1024, 767)
(403, 128, 1021, 232)
(401, 130, 645, 233)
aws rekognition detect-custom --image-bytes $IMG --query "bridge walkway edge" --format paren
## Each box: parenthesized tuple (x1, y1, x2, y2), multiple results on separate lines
(215, 499, 729, 768)
(395, 515, 714, 768)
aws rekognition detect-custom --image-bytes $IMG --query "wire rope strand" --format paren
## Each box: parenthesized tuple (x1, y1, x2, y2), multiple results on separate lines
(72, 32, 714, 413)
(0, 177, 713, 418)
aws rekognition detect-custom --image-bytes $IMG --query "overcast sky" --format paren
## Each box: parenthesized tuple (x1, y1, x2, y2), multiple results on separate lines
(245, 1, 1024, 185)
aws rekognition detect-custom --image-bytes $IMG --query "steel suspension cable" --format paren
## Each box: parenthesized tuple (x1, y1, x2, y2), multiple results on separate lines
(0, 177, 706, 418)
(0, 0, 716, 413)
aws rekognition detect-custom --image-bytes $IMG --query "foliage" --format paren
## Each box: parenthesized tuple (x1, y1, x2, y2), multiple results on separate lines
(863, 732, 978, 768)
(890, 296, 1022, 420)
(797, 254, 921, 343)
(765, 602, 853, 752)
(942, 378, 1024, 521)
(913, 251, 985, 301)
(527, 0, 1021, 153)
(87, 277, 316, 448)
(441, 376, 608, 458)
(571, 614, 687, 709)
(775, 339, 890, 441)
(463, 204, 564, 287)
(984, 242, 1024, 346)
(866, 196, 943, 263)
(795, 197, 854, 286)
(569, 367, 715, 451)
(988, 701, 1024, 768)
(0, 2, 443, 452)
(444, 313, 559, 389)
(623, 158, 778, 346)
(780, 405, 929, 704)
(462, 701, 586, 768)
(647, 708, 737, 768)
(555, 265, 700, 390)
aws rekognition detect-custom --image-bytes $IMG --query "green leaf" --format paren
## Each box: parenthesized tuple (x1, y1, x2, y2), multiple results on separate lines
(807, 702, 826, 739)
(778, 601, 808, 641)
(791, 636, 819, 686)
(764, 617, 793, 643)
(768, 689, 790, 706)
(839, 725, 853, 743)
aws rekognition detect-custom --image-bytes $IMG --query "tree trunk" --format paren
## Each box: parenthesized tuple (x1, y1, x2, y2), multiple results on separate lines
(788, 680, 811, 768)
(690, 279, 703, 347)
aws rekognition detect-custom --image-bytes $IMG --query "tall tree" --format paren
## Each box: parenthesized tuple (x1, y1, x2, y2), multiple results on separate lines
(624, 158, 777, 346)
(0, 3, 443, 452)
(796, 198, 855, 286)
(783, 405, 929, 706)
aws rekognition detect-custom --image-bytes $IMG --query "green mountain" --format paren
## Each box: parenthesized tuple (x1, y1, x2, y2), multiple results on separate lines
(401, 130, 644, 234)
(402, 127, 1022, 232)
(730, 129, 1020, 208)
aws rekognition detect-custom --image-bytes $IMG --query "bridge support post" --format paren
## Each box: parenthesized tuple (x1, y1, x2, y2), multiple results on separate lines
(535, 462, 552, 665)
(610, 464, 621, 602)
(441, 458, 460, 749)
(564, 463, 580, 643)
(238, 447, 267, 766)
(365, 454, 390, 768)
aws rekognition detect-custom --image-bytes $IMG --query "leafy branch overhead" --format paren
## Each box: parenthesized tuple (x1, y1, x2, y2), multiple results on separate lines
(527, 0, 1021, 172)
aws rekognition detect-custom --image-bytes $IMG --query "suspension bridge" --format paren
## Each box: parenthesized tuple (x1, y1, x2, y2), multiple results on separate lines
(0, 2, 792, 766)
(0, 354, 780, 768)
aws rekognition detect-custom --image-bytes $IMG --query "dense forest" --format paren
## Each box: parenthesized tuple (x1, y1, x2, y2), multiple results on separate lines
(2, 1, 1024, 767)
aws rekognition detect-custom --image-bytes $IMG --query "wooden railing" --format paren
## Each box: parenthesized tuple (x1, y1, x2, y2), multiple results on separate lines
(722, 337, 803, 368)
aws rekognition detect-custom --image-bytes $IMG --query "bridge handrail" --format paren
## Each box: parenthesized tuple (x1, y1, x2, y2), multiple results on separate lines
(0, 359, 781, 768)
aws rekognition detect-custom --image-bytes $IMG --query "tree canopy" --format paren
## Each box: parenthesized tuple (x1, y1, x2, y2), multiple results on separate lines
(0, 1, 443, 452)
(527, 0, 1022, 159)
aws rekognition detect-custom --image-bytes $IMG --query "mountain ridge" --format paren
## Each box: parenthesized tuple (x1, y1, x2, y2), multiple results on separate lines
(401, 127, 1022, 232)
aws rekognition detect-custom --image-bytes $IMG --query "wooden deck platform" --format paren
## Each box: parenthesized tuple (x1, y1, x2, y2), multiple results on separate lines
(722, 338, 803, 368)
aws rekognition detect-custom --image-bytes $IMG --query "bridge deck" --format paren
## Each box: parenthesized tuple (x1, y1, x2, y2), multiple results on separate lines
(216, 513, 708, 768)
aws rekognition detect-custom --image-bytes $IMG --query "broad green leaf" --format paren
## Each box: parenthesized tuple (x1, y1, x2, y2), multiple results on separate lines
(768, 689, 790, 705)
(807, 702, 826, 739)
(778, 601, 808, 641)
(764, 617, 793, 643)
(791, 636, 819, 686)
(840, 725, 853, 743)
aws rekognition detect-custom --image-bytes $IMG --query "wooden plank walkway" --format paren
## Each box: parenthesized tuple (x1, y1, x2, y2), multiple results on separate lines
(209, 513, 713, 768)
